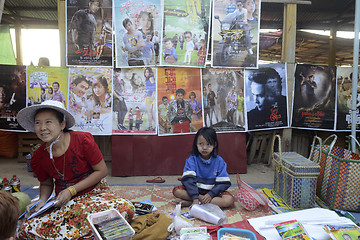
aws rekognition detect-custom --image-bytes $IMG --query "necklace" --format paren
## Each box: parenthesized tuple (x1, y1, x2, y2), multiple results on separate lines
(51, 155, 66, 180)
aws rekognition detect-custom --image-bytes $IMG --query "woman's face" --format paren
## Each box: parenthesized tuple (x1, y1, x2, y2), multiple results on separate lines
(34, 110, 65, 143)
(48, 88, 53, 94)
(93, 83, 106, 97)
(245, 0, 255, 14)
(145, 69, 150, 78)
(139, 14, 151, 32)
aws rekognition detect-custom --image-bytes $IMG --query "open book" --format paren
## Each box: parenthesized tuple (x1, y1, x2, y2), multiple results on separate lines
(28, 200, 59, 220)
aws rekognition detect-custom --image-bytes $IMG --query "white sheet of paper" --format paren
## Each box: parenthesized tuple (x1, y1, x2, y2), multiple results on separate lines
(28, 200, 59, 220)
(248, 208, 355, 240)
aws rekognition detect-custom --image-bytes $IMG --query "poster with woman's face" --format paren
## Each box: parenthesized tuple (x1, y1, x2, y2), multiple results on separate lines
(112, 67, 157, 134)
(160, 0, 211, 68)
(292, 64, 336, 130)
(68, 67, 112, 135)
(0, 65, 26, 131)
(202, 67, 245, 132)
(66, 0, 113, 66)
(114, 0, 162, 68)
(157, 67, 202, 136)
(336, 66, 360, 131)
(245, 63, 288, 131)
(211, 0, 260, 68)
(27, 66, 69, 107)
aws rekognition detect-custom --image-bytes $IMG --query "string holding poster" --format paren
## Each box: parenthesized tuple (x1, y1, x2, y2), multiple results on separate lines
(202, 67, 245, 132)
(336, 66, 360, 131)
(211, 0, 260, 68)
(161, 0, 211, 68)
(292, 64, 336, 130)
(157, 67, 203, 135)
(0, 65, 26, 131)
(114, 0, 162, 68)
(244, 63, 288, 131)
(27, 66, 69, 107)
(68, 67, 112, 135)
(112, 67, 157, 134)
(66, 0, 113, 66)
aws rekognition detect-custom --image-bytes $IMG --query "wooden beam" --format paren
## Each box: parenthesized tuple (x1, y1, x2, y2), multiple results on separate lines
(329, 27, 337, 66)
(0, 0, 5, 22)
(15, 16, 22, 65)
(57, 0, 66, 67)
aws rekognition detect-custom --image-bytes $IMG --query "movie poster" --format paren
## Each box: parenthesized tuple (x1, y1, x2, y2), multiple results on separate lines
(157, 67, 202, 135)
(66, 0, 113, 66)
(160, 0, 211, 68)
(244, 63, 288, 131)
(27, 66, 69, 107)
(0, 65, 26, 131)
(114, 0, 162, 68)
(212, 0, 260, 68)
(68, 67, 112, 135)
(112, 67, 157, 134)
(202, 67, 245, 132)
(292, 64, 336, 130)
(336, 66, 360, 131)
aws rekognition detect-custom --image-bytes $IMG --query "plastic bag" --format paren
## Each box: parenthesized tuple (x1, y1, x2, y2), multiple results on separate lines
(168, 204, 194, 235)
(236, 173, 269, 211)
(190, 203, 227, 225)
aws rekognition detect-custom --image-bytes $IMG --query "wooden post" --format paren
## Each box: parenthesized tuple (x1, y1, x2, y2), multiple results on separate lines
(58, 0, 66, 67)
(281, 3, 297, 152)
(0, 0, 5, 22)
(329, 27, 337, 66)
(15, 16, 23, 65)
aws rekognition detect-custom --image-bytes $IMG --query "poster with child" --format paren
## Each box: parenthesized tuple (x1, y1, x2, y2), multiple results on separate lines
(113, 0, 162, 68)
(160, 0, 211, 68)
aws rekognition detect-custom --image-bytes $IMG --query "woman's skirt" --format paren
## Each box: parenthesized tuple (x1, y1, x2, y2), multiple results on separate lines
(17, 180, 135, 240)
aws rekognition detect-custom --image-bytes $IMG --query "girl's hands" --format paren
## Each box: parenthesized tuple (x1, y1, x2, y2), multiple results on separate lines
(199, 194, 212, 204)
(54, 188, 72, 207)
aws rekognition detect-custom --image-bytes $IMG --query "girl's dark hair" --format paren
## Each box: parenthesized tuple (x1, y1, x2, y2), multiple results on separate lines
(144, 67, 154, 80)
(92, 76, 109, 105)
(192, 127, 218, 157)
(34, 108, 70, 132)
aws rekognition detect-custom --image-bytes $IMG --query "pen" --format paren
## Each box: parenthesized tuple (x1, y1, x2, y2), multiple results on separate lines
(18, 196, 52, 220)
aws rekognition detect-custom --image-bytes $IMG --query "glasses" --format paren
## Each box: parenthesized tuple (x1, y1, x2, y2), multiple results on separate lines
(185, 36, 191, 39)
(237, 3, 242, 6)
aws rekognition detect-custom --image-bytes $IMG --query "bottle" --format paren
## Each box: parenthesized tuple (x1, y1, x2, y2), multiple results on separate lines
(10, 174, 20, 192)
(1, 177, 9, 190)
(2, 181, 12, 193)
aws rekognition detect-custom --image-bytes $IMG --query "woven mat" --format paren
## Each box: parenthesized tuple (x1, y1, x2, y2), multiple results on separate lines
(110, 185, 272, 226)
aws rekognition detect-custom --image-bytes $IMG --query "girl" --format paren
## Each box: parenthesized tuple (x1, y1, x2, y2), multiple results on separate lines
(92, 76, 111, 114)
(173, 127, 234, 207)
(45, 87, 53, 100)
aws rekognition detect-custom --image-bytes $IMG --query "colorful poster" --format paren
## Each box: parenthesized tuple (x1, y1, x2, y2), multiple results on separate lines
(112, 67, 157, 134)
(114, 0, 162, 68)
(245, 63, 288, 131)
(336, 66, 360, 131)
(212, 0, 260, 68)
(27, 66, 69, 107)
(157, 67, 203, 135)
(0, 65, 26, 131)
(292, 64, 336, 130)
(68, 67, 112, 135)
(66, 0, 113, 66)
(202, 67, 245, 132)
(161, 0, 211, 68)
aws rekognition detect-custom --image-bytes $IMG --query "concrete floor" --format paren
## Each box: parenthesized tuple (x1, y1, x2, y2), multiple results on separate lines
(0, 157, 274, 186)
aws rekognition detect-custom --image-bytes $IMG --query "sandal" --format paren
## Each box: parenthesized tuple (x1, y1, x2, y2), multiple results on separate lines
(146, 176, 165, 183)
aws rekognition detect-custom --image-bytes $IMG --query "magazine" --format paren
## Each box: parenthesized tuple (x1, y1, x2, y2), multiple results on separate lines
(273, 219, 311, 240)
(324, 224, 360, 240)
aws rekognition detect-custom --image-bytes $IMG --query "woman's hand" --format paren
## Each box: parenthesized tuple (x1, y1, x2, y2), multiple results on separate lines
(24, 201, 45, 218)
(55, 188, 72, 207)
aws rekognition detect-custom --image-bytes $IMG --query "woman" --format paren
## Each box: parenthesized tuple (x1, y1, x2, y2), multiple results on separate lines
(16, 100, 134, 239)
(144, 67, 156, 131)
(138, 11, 154, 38)
(189, 91, 202, 120)
(92, 76, 111, 114)
(244, 0, 257, 22)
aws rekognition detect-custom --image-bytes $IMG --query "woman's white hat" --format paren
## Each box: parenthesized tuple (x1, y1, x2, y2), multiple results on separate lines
(17, 100, 75, 132)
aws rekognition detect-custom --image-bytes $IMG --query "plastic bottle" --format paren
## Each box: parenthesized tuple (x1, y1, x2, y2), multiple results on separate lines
(1, 177, 9, 190)
(10, 174, 20, 192)
(2, 181, 12, 193)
